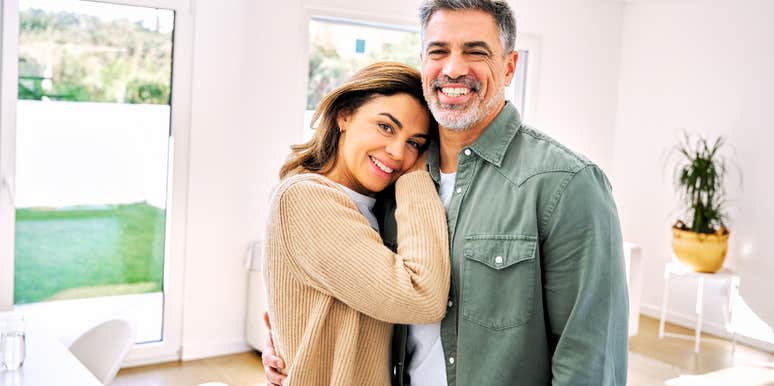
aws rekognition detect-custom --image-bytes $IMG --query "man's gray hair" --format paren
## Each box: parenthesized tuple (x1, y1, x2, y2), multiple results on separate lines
(419, 0, 517, 54)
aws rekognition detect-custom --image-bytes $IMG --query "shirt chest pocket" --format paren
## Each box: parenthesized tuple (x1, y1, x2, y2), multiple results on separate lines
(461, 235, 537, 330)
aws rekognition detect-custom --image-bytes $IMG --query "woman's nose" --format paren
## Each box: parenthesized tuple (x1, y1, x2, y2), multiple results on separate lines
(385, 139, 404, 162)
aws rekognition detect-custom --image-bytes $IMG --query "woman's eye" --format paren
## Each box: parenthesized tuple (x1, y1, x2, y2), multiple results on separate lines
(407, 140, 422, 150)
(378, 123, 394, 134)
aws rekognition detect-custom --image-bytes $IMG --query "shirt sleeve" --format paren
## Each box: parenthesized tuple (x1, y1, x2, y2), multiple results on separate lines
(276, 171, 450, 324)
(540, 164, 629, 385)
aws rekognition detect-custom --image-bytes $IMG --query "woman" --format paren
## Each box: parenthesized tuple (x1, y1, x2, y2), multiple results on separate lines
(263, 61, 450, 386)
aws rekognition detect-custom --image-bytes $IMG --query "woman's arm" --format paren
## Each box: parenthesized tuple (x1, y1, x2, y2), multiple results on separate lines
(273, 171, 450, 324)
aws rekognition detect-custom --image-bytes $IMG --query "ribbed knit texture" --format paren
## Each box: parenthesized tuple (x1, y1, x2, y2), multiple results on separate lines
(263, 170, 450, 386)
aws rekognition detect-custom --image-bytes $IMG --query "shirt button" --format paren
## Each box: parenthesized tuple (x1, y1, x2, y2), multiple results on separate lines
(455, 187, 462, 194)
(448, 300, 453, 308)
(464, 149, 471, 156)
(495, 255, 503, 265)
(449, 357, 455, 365)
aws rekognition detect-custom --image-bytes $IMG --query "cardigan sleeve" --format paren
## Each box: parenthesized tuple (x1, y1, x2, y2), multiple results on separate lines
(276, 171, 450, 324)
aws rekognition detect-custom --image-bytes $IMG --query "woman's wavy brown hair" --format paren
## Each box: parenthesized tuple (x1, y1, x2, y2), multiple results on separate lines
(279, 61, 435, 179)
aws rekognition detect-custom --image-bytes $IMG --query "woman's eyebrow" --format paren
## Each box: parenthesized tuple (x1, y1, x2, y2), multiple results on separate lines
(378, 112, 403, 129)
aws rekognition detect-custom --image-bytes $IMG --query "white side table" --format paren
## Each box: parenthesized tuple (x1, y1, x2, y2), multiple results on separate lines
(658, 261, 739, 353)
(624, 242, 644, 336)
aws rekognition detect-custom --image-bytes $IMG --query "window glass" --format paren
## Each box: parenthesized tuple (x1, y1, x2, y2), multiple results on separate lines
(305, 18, 420, 138)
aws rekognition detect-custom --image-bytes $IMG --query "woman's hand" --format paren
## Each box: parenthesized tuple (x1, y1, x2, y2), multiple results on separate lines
(406, 150, 428, 174)
(262, 311, 287, 385)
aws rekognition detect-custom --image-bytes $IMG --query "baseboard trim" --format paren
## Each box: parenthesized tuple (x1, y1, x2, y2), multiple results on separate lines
(123, 353, 180, 368)
(640, 303, 774, 353)
(181, 339, 253, 361)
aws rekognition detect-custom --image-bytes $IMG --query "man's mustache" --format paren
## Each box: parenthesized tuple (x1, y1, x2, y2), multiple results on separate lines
(429, 75, 481, 92)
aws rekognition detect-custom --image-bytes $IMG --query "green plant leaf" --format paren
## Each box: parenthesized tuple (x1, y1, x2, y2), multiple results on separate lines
(669, 131, 731, 234)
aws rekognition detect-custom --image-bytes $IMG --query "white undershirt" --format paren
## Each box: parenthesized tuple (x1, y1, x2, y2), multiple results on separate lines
(336, 184, 378, 232)
(438, 171, 456, 209)
(407, 171, 455, 386)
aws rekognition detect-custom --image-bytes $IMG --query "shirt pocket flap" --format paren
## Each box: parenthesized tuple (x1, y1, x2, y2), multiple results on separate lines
(463, 235, 537, 270)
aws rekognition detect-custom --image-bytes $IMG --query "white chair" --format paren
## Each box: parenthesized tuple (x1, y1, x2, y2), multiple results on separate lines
(69, 319, 136, 385)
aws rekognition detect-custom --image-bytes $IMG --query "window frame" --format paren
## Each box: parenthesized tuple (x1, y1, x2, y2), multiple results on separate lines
(509, 33, 541, 121)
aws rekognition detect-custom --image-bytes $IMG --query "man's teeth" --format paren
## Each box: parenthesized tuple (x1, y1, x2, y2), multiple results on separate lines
(441, 87, 470, 97)
(371, 157, 394, 173)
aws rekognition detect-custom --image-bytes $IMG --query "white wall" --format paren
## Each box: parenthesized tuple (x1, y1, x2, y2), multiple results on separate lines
(178, 0, 626, 360)
(612, 0, 774, 349)
(511, 0, 624, 172)
(179, 0, 259, 359)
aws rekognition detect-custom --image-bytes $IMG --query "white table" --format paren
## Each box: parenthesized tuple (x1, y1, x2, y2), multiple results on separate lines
(658, 261, 739, 353)
(0, 329, 101, 386)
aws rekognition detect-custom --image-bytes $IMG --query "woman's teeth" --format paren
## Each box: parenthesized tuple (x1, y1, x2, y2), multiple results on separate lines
(370, 156, 394, 173)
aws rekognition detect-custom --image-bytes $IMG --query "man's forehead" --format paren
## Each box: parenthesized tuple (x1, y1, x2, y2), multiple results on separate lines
(422, 9, 501, 47)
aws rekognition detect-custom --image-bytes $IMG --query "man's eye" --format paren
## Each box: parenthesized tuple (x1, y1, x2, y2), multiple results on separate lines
(428, 50, 447, 56)
(469, 51, 488, 56)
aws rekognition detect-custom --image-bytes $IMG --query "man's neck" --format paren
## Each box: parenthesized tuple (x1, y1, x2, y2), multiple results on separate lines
(438, 101, 505, 173)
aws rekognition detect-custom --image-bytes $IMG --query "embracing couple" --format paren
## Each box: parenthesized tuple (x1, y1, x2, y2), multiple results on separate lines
(262, 1, 629, 385)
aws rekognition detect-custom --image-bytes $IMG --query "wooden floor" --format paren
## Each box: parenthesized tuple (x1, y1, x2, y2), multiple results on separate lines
(630, 315, 772, 375)
(114, 315, 773, 386)
(114, 352, 266, 386)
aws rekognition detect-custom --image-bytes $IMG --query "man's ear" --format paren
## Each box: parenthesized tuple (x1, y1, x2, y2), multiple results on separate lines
(503, 50, 519, 87)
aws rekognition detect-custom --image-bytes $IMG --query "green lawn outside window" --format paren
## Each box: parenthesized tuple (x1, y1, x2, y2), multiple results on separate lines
(14, 202, 165, 304)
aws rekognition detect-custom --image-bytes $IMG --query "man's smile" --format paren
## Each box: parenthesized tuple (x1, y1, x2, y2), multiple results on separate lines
(440, 86, 470, 97)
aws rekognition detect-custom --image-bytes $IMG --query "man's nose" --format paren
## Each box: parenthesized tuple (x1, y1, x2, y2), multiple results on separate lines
(442, 52, 469, 80)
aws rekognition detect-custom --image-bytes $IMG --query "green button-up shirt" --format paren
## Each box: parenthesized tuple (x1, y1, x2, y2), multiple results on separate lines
(378, 102, 628, 386)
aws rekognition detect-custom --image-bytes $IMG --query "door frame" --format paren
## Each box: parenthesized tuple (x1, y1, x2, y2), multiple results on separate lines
(0, 0, 194, 365)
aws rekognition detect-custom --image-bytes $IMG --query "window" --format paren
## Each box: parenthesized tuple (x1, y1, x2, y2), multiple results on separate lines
(1, 0, 194, 363)
(305, 17, 420, 140)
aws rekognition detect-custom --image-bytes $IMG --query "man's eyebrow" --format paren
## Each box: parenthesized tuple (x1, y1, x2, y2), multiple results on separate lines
(463, 41, 493, 54)
(425, 41, 448, 50)
(425, 41, 493, 54)
(379, 113, 403, 129)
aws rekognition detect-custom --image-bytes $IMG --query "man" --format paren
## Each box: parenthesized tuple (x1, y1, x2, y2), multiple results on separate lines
(264, 1, 628, 384)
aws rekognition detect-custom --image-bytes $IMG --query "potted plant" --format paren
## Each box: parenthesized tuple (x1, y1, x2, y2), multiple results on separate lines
(670, 133, 731, 273)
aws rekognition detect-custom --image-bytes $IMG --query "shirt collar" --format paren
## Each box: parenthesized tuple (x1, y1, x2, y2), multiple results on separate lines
(427, 140, 442, 184)
(427, 102, 522, 182)
(335, 183, 377, 210)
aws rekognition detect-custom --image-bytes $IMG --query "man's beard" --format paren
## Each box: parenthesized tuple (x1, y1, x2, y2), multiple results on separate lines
(424, 75, 504, 132)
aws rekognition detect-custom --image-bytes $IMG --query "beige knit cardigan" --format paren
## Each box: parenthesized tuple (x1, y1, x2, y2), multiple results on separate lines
(263, 171, 450, 386)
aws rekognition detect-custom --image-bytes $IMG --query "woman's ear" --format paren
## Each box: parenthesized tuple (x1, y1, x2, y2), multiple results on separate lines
(336, 110, 350, 132)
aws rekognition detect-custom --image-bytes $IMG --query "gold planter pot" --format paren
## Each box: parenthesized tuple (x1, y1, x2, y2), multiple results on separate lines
(671, 226, 730, 273)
